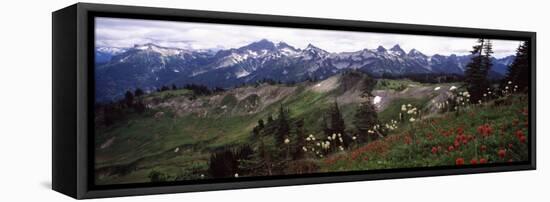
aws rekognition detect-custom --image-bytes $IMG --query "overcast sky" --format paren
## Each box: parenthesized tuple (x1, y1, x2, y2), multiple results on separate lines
(95, 17, 522, 58)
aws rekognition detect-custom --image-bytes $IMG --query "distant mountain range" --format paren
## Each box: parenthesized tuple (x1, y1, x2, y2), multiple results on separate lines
(95, 39, 515, 102)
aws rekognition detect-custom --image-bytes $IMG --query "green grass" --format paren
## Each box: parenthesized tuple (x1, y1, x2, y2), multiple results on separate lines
(375, 79, 420, 91)
(145, 89, 192, 100)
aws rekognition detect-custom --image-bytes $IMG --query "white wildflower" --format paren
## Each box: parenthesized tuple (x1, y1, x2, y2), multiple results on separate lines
(284, 138, 290, 144)
(434, 86, 441, 91)
(409, 117, 415, 122)
(450, 86, 457, 91)
(234, 173, 239, 178)
(373, 96, 382, 105)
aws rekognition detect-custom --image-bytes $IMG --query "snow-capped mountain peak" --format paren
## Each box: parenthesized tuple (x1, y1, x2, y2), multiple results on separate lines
(132, 43, 187, 56)
(304, 44, 328, 54)
(238, 39, 276, 52)
(276, 42, 300, 56)
(376, 45, 387, 53)
(389, 44, 406, 56)
(96, 46, 128, 55)
(407, 48, 427, 58)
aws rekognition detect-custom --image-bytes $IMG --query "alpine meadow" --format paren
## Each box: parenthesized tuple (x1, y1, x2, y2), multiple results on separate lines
(93, 17, 530, 185)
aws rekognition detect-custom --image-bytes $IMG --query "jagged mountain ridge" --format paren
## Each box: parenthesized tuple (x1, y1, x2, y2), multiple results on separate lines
(95, 39, 514, 102)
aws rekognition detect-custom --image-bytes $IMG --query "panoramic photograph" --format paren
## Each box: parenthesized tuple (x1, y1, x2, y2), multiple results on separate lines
(93, 17, 530, 185)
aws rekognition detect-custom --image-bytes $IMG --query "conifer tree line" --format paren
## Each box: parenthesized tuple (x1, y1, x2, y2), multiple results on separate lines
(505, 41, 530, 92)
(464, 39, 529, 103)
(464, 38, 493, 103)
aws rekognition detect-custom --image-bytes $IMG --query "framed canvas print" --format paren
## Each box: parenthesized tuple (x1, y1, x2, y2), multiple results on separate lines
(52, 3, 536, 199)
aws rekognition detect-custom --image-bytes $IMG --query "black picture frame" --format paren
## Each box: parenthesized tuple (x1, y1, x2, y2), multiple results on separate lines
(52, 3, 536, 199)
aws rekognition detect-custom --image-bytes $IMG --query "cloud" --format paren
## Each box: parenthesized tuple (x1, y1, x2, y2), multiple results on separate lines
(95, 17, 522, 58)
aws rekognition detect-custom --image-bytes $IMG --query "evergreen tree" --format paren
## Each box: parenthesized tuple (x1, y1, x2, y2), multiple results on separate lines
(504, 41, 529, 92)
(353, 76, 379, 142)
(275, 105, 291, 145)
(292, 118, 306, 159)
(464, 39, 493, 103)
(258, 119, 265, 130)
(320, 115, 331, 137)
(252, 126, 260, 138)
(267, 114, 274, 124)
(329, 101, 346, 136)
(134, 100, 146, 114)
(134, 88, 144, 97)
(325, 100, 350, 148)
(124, 90, 134, 107)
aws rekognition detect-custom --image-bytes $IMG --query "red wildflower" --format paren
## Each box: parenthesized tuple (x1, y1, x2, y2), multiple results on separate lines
(456, 127, 464, 135)
(479, 158, 488, 164)
(508, 143, 514, 148)
(519, 135, 527, 143)
(521, 108, 528, 116)
(363, 156, 369, 161)
(477, 124, 493, 137)
(431, 147, 438, 154)
(498, 149, 506, 159)
(454, 140, 460, 147)
(448, 145, 455, 152)
(404, 136, 412, 145)
(480, 145, 487, 152)
(455, 158, 465, 165)
(470, 159, 478, 165)
(515, 130, 525, 138)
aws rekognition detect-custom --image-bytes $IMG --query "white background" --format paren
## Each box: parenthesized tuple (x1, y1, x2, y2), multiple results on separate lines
(0, 0, 547, 201)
